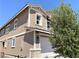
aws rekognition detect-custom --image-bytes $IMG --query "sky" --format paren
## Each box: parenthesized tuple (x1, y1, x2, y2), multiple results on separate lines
(0, 0, 79, 27)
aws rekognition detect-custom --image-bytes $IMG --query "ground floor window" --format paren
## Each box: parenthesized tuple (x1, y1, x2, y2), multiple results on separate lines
(36, 35, 39, 44)
(11, 38, 16, 47)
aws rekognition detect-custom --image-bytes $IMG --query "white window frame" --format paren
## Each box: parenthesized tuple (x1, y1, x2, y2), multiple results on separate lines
(11, 38, 16, 47)
(35, 13, 42, 26)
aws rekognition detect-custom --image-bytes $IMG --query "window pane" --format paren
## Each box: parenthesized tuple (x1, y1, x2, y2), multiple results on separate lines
(36, 15, 41, 24)
(37, 21, 39, 24)
(47, 20, 51, 29)
(8, 39, 11, 45)
(37, 15, 40, 20)
(13, 39, 15, 46)
(14, 19, 18, 29)
(5, 26, 10, 33)
(47, 22, 50, 28)
(11, 39, 16, 47)
(36, 35, 39, 43)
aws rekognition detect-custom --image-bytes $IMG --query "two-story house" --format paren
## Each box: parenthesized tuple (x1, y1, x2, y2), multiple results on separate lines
(0, 4, 58, 58)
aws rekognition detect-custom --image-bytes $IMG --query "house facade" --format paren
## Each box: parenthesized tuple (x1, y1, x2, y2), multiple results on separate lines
(0, 4, 57, 58)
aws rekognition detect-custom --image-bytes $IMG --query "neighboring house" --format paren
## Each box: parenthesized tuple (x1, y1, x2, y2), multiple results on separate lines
(0, 4, 58, 58)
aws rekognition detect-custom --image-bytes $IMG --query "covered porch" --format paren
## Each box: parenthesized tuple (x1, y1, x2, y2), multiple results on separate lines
(29, 29, 59, 58)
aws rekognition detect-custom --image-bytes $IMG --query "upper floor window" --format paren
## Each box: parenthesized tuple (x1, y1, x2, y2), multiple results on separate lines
(36, 13, 42, 26)
(2, 29, 5, 35)
(47, 17, 51, 29)
(47, 20, 51, 29)
(5, 25, 10, 34)
(0, 29, 5, 36)
(14, 18, 18, 29)
(0, 31, 1, 37)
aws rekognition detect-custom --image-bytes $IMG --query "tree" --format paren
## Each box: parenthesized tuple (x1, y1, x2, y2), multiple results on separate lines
(50, 4, 79, 58)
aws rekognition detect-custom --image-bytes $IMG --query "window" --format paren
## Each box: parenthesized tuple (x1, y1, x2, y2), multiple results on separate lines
(0, 29, 5, 36)
(0, 32, 1, 37)
(11, 39, 16, 47)
(2, 41, 7, 47)
(36, 14, 42, 25)
(5, 41, 7, 47)
(47, 17, 51, 29)
(7, 38, 16, 47)
(37, 15, 40, 24)
(14, 19, 18, 29)
(0, 42, 2, 45)
(36, 35, 39, 44)
(47, 21, 51, 29)
(5, 25, 10, 34)
(2, 29, 5, 35)
(8, 39, 11, 46)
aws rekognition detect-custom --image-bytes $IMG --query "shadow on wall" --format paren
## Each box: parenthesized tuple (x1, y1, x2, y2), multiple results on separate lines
(24, 31, 34, 45)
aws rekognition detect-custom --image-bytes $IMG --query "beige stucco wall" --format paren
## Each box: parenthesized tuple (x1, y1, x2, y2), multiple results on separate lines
(0, 7, 34, 58)
(4, 35, 24, 56)
(3, 31, 34, 58)
(22, 31, 34, 57)
(30, 9, 36, 27)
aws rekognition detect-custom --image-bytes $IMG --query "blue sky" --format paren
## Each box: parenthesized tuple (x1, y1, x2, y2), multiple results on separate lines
(0, 0, 79, 27)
